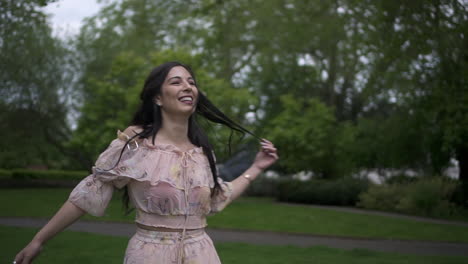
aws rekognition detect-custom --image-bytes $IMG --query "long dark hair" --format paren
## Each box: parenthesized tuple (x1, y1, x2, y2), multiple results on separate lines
(111, 62, 258, 211)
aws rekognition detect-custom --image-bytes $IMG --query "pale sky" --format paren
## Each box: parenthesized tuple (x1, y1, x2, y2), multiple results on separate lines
(43, 0, 103, 38)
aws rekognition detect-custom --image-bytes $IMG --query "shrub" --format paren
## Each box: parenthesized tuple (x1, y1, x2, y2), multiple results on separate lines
(385, 174, 418, 184)
(357, 184, 404, 211)
(396, 178, 458, 217)
(9, 169, 88, 181)
(0, 169, 12, 179)
(244, 175, 280, 197)
(357, 177, 460, 218)
(277, 177, 369, 206)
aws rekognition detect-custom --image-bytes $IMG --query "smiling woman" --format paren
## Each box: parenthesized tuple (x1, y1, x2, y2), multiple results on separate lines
(155, 66, 199, 116)
(14, 62, 279, 264)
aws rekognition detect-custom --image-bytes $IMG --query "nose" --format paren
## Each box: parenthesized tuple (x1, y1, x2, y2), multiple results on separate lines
(182, 81, 193, 92)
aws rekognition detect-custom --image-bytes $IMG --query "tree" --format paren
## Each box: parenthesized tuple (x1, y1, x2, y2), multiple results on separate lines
(70, 50, 257, 169)
(0, 0, 73, 168)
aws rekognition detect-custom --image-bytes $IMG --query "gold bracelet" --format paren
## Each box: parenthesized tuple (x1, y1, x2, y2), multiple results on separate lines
(243, 174, 252, 183)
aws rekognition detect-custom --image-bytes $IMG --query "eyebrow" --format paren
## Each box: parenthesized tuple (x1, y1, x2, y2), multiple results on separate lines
(167, 76, 195, 82)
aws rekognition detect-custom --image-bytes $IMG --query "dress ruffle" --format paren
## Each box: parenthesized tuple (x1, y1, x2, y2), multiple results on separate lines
(92, 131, 214, 190)
(68, 130, 233, 220)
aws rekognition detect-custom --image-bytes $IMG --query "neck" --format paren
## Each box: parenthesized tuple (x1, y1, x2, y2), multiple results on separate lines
(157, 112, 191, 145)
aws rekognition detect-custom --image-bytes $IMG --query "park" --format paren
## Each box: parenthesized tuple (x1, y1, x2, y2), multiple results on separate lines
(1, 0, 467, 263)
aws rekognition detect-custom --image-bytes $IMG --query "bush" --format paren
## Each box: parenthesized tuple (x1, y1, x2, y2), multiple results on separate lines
(385, 174, 419, 184)
(357, 184, 405, 211)
(244, 175, 280, 197)
(0, 169, 12, 179)
(276, 177, 370, 206)
(0, 169, 88, 188)
(1, 169, 88, 181)
(358, 177, 460, 218)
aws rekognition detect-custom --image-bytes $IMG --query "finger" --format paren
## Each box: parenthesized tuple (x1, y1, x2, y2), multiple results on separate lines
(15, 252, 24, 264)
(22, 255, 31, 264)
(262, 142, 276, 149)
(260, 142, 274, 149)
(269, 153, 279, 159)
(261, 146, 277, 152)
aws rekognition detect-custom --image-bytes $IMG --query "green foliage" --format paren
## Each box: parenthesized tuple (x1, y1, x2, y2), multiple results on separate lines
(244, 176, 280, 197)
(267, 95, 358, 177)
(0, 169, 87, 181)
(68, 52, 147, 167)
(70, 49, 257, 167)
(0, 0, 73, 169)
(277, 177, 369, 206)
(267, 95, 334, 174)
(358, 177, 460, 218)
(385, 174, 419, 185)
(8, 169, 87, 181)
(0, 169, 12, 179)
(4, 0, 467, 194)
(357, 184, 404, 212)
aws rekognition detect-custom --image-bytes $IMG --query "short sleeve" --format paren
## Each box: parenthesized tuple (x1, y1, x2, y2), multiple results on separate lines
(68, 174, 114, 217)
(68, 131, 135, 216)
(209, 177, 234, 214)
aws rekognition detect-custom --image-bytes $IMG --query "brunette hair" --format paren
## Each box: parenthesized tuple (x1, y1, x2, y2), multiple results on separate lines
(110, 62, 258, 212)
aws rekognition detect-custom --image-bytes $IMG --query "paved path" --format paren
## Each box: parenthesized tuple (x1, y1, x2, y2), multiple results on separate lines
(2, 217, 468, 257)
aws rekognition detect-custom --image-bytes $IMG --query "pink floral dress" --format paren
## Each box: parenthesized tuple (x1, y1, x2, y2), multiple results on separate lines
(68, 130, 233, 264)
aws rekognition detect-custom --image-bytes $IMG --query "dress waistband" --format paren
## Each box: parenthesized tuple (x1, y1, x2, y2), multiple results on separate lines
(134, 227, 206, 245)
(136, 209, 207, 229)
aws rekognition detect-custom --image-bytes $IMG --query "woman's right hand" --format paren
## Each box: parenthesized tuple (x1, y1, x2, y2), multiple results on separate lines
(14, 240, 43, 264)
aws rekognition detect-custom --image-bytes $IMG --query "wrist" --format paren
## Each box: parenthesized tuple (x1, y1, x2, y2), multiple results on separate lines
(32, 235, 46, 246)
(246, 165, 263, 180)
(249, 164, 264, 175)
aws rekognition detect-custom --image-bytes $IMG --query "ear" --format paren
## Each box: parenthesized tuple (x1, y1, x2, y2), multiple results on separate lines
(154, 95, 162, 106)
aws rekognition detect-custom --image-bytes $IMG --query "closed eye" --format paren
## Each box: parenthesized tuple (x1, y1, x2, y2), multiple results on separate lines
(167, 76, 196, 86)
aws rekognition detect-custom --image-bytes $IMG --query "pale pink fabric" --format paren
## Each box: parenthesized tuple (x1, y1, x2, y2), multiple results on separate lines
(124, 228, 221, 264)
(68, 130, 234, 227)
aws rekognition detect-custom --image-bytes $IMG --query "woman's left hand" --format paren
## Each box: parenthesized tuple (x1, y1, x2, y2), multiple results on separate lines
(252, 139, 279, 171)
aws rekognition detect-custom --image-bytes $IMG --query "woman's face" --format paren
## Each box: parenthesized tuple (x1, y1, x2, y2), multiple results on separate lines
(156, 66, 199, 117)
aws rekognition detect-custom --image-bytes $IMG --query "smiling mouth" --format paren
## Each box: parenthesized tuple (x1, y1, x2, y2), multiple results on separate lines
(178, 96, 194, 104)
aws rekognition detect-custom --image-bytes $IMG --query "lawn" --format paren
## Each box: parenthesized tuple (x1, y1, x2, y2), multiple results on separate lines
(2, 188, 468, 242)
(3, 226, 468, 264)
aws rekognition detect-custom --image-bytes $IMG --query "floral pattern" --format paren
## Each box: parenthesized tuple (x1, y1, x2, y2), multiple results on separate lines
(68, 130, 233, 223)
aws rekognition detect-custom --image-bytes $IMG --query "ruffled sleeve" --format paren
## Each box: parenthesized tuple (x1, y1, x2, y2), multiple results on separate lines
(209, 177, 234, 215)
(68, 131, 136, 216)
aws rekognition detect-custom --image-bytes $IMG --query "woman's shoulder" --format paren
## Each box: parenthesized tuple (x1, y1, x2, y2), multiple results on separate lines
(116, 125, 144, 143)
(123, 125, 143, 136)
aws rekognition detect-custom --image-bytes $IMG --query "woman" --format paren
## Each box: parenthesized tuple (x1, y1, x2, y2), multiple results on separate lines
(14, 62, 278, 264)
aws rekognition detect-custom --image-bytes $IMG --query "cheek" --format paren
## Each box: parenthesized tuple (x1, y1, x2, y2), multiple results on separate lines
(193, 88, 200, 101)
(160, 91, 177, 105)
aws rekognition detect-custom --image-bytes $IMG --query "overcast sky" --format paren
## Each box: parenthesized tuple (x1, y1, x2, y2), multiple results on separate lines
(43, 0, 103, 38)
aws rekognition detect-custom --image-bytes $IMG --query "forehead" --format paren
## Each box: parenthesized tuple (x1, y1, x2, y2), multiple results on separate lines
(166, 66, 193, 79)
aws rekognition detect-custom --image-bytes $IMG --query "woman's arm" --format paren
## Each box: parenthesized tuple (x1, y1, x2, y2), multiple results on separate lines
(230, 139, 279, 200)
(14, 201, 86, 264)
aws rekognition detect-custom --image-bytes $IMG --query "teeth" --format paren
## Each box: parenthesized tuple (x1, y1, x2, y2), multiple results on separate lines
(179, 96, 193, 102)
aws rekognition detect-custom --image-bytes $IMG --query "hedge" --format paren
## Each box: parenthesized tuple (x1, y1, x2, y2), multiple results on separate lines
(9, 169, 88, 180)
(357, 177, 461, 218)
(276, 177, 370, 206)
(0, 169, 88, 188)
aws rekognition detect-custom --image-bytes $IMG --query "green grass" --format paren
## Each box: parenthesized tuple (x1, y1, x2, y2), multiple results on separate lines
(2, 188, 468, 242)
(209, 197, 468, 243)
(3, 226, 467, 264)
